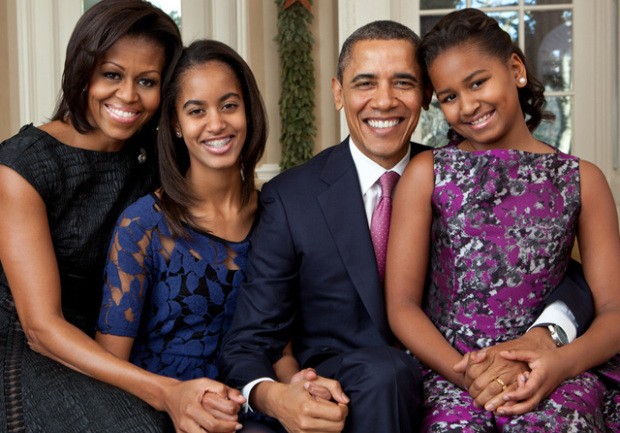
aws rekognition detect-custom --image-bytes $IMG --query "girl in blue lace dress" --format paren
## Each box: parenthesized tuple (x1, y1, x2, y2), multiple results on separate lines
(386, 8, 620, 433)
(96, 40, 297, 433)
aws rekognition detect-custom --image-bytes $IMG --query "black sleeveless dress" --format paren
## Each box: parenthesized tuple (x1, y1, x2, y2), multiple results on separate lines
(0, 125, 173, 432)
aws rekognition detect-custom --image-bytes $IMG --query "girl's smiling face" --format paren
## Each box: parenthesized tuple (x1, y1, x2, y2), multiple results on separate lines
(175, 60, 247, 173)
(429, 43, 528, 150)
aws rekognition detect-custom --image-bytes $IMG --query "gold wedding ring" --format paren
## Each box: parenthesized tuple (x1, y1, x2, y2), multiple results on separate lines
(495, 377, 507, 391)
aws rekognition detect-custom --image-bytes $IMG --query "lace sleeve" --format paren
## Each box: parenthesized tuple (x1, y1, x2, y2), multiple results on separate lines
(97, 208, 153, 337)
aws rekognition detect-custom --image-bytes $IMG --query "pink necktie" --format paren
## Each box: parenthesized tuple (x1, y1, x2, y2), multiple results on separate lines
(370, 171, 400, 281)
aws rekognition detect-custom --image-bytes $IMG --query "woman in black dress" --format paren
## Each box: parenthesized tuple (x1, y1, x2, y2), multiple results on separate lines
(0, 1, 194, 431)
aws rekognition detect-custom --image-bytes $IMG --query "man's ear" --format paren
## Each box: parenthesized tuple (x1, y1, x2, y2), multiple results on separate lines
(331, 77, 343, 110)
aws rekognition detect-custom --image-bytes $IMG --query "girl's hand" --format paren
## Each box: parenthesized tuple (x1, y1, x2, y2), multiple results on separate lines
(289, 367, 334, 401)
(490, 348, 568, 416)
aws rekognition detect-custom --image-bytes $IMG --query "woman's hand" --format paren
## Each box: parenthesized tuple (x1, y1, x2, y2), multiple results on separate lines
(163, 378, 244, 433)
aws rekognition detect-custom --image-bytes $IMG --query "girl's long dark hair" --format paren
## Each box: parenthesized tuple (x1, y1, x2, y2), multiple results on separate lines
(52, 0, 182, 149)
(419, 8, 554, 142)
(157, 40, 267, 239)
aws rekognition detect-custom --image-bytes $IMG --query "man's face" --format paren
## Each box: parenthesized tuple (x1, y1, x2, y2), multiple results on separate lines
(332, 39, 426, 168)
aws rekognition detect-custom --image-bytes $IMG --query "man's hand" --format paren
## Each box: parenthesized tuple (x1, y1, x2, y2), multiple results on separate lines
(453, 327, 555, 411)
(253, 378, 349, 433)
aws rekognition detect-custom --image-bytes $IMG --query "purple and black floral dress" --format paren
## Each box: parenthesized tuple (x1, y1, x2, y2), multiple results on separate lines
(422, 143, 619, 432)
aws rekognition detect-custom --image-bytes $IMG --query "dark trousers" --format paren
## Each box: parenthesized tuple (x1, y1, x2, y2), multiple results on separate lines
(316, 346, 422, 433)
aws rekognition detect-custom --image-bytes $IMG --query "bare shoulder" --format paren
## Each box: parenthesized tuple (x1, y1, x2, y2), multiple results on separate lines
(579, 159, 607, 183)
(394, 150, 435, 202)
(0, 165, 42, 209)
(401, 150, 434, 184)
(578, 159, 612, 202)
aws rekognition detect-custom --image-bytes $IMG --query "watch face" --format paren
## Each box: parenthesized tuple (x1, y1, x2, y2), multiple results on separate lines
(556, 325, 569, 344)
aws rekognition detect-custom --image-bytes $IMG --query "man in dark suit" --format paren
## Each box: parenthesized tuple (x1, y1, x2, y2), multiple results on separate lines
(220, 20, 592, 433)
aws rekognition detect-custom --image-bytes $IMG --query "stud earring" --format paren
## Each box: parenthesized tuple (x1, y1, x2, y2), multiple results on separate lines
(518, 77, 527, 85)
(175, 131, 182, 138)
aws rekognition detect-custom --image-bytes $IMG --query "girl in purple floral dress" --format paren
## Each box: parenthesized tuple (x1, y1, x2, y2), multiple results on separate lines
(386, 8, 620, 433)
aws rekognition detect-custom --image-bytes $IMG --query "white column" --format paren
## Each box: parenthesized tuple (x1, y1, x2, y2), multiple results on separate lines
(180, 0, 248, 59)
(15, 0, 81, 126)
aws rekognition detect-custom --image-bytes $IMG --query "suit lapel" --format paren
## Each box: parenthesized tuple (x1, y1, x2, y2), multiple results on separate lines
(317, 140, 388, 339)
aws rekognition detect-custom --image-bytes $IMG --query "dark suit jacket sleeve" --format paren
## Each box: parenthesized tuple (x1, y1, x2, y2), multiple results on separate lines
(218, 181, 298, 388)
(544, 258, 593, 336)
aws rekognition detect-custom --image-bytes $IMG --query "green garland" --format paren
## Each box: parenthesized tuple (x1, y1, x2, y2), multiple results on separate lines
(275, 0, 316, 170)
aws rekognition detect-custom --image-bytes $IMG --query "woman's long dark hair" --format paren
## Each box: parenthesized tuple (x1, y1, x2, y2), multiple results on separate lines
(52, 0, 183, 147)
(157, 39, 267, 239)
(419, 8, 554, 142)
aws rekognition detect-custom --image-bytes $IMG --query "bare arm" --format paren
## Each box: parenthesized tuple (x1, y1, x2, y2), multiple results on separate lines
(385, 151, 465, 386)
(273, 342, 301, 384)
(0, 166, 243, 433)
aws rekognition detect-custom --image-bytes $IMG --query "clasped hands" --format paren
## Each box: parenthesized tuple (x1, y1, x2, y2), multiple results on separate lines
(453, 327, 570, 416)
(253, 368, 349, 433)
(163, 377, 245, 433)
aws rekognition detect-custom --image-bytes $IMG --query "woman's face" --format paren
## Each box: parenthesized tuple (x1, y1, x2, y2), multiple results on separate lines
(175, 60, 248, 173)
(86, 36, 165, 150)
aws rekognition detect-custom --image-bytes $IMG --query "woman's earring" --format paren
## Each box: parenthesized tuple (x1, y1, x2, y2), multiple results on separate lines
(518, 77, 527, 85)
(175, 130, 182, 138)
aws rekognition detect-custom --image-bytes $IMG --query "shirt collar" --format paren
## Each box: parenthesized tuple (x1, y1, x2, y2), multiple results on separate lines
(348, 138, 411, 196)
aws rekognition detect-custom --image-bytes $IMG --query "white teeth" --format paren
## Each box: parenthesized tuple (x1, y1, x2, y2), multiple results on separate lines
(470, 113, 492, 125)
(107, 106, 137, 118)
(204, 138, 230, 149)
(367, 119, 399, 129)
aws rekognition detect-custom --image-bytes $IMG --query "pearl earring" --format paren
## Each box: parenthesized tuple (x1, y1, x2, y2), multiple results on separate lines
(175, 131, 182, 138)
(518, 77, 527, 85)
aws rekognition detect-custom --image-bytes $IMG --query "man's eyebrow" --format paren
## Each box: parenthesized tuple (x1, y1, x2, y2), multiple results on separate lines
(351, 73, 377, 83)
(351, 72, 419, 83)
(393, 72, 419, 83)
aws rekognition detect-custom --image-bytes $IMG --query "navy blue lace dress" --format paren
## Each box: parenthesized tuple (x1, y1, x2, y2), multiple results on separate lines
(0, 125, 174, 432)
(97, 193, 255, 381)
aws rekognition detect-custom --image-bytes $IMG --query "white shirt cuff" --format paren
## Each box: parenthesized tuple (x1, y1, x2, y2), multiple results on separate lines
(242, 377, 275, 412)
(528, 301, 578, 342)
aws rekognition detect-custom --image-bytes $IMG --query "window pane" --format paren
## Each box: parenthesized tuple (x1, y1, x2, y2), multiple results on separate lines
(420, 0, 464, 10)
(419, 101, 451, 149)
(471, 0, 518, 7)
(525, 10, 572, 92)
(533, 96, 572, 153)
(487, 11, 519, 42)
(524, 0, 572, 5)
(148, 0, 181, 30)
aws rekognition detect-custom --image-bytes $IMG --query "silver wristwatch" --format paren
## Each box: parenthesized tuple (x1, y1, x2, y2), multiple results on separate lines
(546, 323, 569, 347)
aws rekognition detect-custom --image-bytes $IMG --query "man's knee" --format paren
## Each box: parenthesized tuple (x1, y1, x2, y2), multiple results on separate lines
(338, 346, 421, 392)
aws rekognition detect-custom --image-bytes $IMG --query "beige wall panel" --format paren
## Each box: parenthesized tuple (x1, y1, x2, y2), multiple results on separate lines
(0, 0, 19, 139)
